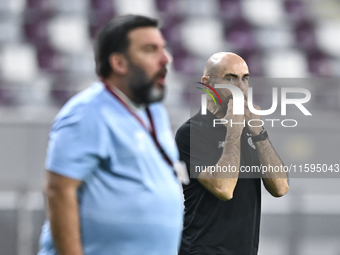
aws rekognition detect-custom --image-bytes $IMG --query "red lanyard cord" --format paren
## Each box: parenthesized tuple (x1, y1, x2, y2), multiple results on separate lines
(103, 82, 174, 168)
(145, 108, 173, 167)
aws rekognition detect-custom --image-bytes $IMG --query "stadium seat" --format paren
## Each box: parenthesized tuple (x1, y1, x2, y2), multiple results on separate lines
(178, 0, 219, 16)
(48, 15, 90, 54)
(1, 43, 39, 82)
(35, 44, 63, 73)
(24, 14, 51, 45)
(26, 0, 52, 12)
(53, 0, 87, 13)
(155, 0, 178, 13)
(284, 0, 308, 21)
(160, 16, 183, 47)
(224, 19, 257, 51)
(242, 0, 285, 26)
(263, 49, 308, 77)
(180, 17, 224, 56)
(315, 21, 340, 58)
(237, 50, 263, 76)
(294, 20, 318, 50)
(90, 0, 115, 10)
(255, 27, 294, 50)
(114, 0, 156, 17)
(171, 46, 196, 75)
(0, 16, 21, 43)
(89, 11, 115, 38)
(219, 0, 243, 20)
(306, 48, 331, 77)
(50, 77, 77, 106)
(89, 0, 115, 38)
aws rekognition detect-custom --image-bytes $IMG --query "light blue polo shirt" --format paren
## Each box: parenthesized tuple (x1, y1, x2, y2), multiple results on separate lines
(39, 82, 183, 255)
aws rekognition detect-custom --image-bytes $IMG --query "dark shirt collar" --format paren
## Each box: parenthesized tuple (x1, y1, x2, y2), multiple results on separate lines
(196, 109, 225, 129)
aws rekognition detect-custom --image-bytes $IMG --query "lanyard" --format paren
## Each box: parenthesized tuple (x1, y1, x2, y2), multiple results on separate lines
(103, 82, 174, 168)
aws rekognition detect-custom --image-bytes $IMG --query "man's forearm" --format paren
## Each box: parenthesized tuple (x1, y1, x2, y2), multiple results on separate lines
(47, 190, 83, 255)
(245, 103, 289, 197)
(255, 139, 289, 197)
(198, 134, 241, 200)
(214, 136, 241, 179)
(198, 99, 244, 200)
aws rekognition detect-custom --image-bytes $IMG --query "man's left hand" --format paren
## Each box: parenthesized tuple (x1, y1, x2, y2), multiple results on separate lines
(245, 102, 263, 136)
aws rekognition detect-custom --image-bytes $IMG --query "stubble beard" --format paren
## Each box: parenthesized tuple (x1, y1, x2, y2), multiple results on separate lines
(127, 61, 166, 105)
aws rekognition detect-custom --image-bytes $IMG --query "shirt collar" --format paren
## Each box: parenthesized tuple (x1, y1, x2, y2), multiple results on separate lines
(197, 109, 225, 129)
(106, 83, 146, 112)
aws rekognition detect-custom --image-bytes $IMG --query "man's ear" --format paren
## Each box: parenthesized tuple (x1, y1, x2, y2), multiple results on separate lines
(108, 53, 128, 75)
(201, 76, 211, 90)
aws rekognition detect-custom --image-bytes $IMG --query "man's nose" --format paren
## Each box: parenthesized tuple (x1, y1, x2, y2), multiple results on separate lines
(238, 80, 247, 94)
(161, 49, 171, 66)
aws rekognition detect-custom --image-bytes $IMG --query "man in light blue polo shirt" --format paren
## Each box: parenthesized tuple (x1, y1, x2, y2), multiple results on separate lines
(39, 15, 184, 255)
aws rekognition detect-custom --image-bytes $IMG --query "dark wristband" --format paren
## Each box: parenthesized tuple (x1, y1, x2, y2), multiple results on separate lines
(252, 130, 269, 143)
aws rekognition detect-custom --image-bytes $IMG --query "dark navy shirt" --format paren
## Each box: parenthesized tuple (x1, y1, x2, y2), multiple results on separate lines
(176, 110, 262, 255)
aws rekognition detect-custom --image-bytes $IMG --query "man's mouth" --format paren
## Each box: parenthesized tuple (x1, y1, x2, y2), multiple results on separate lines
(156, 68, 167, 86)
(158, 77, 165, 86)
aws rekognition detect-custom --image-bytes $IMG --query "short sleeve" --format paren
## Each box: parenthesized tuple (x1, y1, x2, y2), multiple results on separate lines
(176, 122, 219, 179)
(45, 108, 104, 180)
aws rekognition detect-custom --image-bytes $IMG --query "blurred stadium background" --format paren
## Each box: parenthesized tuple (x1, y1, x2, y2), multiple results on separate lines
(0, 0, 340, 254)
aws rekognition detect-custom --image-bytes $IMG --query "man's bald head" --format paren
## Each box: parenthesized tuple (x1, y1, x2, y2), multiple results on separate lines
(203, 52, 248, 78)
(201, 52, 250, 110)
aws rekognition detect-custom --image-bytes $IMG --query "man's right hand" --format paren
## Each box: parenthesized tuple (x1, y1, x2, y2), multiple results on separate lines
(222, 99, 244, 138)
(198, 99, 243, 201)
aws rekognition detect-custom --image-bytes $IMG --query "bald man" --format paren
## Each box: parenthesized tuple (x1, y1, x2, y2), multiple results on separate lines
(175, 52, 289, 255)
